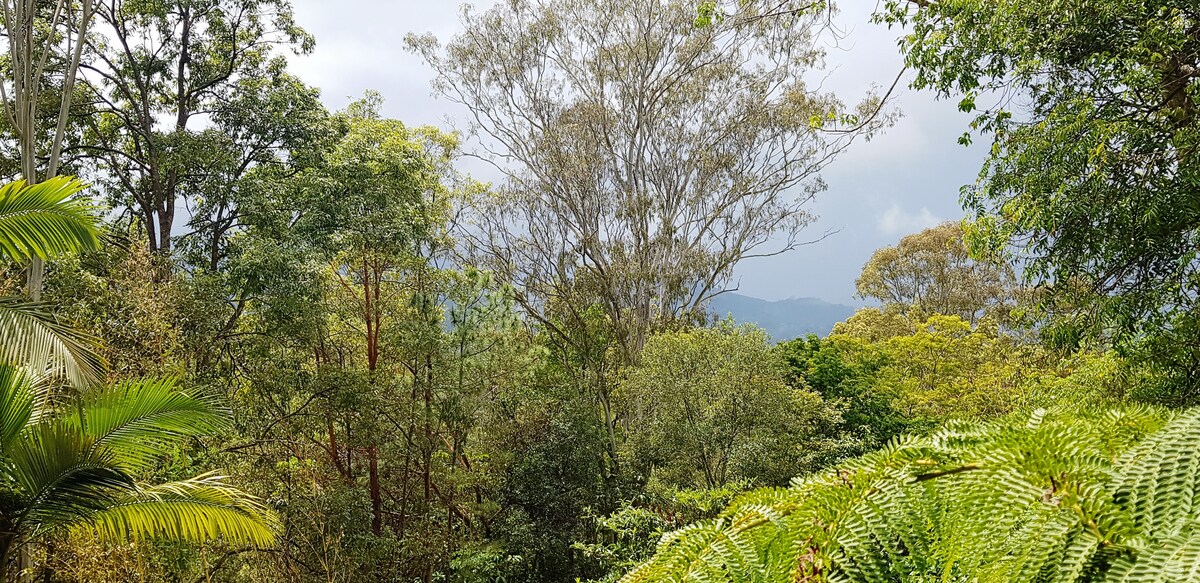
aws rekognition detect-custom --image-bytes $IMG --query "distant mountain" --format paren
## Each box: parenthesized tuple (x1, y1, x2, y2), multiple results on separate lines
(708, 293, 857, 340)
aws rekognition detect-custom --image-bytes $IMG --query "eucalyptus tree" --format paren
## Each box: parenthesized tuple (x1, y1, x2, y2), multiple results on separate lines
(409, 0, 889, 473)
(219, 96, 504, 579)
(856, 222, 1020, 325)
(310, 95, 459, 539)
(177, 65, 329, 273)
(77, 0, 315, 254)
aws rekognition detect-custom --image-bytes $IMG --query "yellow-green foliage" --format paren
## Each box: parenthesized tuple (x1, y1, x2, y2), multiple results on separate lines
(830, 309, 1123, 423)
(622, 405, 1200, 582)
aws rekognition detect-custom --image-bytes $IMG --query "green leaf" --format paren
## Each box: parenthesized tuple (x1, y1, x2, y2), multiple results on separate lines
(0, 176, 99, 263)
(81, 472, 278, 547)
(0, 296, 105, 387)
(69, 377, 228, 471)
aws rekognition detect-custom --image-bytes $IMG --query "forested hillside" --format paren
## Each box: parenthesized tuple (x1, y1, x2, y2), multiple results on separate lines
(0, 0, 1195, 582)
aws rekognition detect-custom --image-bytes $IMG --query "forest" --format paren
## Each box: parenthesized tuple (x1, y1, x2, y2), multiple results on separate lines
(0, 0, 1197, 581)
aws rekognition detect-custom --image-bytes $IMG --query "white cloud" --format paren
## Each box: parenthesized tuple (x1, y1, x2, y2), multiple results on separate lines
(875, 204, 943, 236)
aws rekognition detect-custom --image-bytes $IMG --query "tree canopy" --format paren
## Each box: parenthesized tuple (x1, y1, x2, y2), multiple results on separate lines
(856, 222, 1019, 324)
(875, 0, 1200, 345)
(0, 0, 1191, 581)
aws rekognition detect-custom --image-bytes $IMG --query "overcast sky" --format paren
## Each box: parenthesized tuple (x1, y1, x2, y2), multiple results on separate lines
(287, 0, 988, 305)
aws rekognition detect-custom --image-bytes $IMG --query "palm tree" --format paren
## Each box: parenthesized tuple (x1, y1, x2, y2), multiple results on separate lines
(0, 177, 104, 386)
(0, 368, 277, 580)
(0, 176, 278, 579)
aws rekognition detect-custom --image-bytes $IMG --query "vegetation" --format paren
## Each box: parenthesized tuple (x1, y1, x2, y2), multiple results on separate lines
(856, 222, 1020, 325)
(875, 0, 1200, 376)
(0, 372, 276, 580)
(0, 176, 273, 580)
(622, 406, 1200, 583)
(0, 0, 1191, 581)
(619, 322, 845, 489)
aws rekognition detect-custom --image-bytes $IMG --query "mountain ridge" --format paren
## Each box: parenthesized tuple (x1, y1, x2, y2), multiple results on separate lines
(708, 293, 857, 340)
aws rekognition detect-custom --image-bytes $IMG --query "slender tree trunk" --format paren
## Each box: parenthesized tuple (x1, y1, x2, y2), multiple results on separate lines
(4, 0, 95, 299)
(398, 363, 419, 540)
(158, 201, 174, 254)
(0, 533, 12, 583)
(423, 353, 433, 504)
(326, 412, 346, 478)
(37, 541, 51, 583)
(368, 444, 382, 536)
(597, 369, 620, 477)
(20, 135, 40, 302)
(362, 257, 384, 535)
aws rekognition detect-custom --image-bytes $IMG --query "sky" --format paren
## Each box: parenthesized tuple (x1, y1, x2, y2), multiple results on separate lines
(287, 0, 989, 305)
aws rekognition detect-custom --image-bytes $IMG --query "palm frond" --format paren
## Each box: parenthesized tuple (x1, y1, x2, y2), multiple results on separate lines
(68, 377, 228, 471)
(0, 364, 33, 450)
(0, 176, 99, 263)
(0, 379, 275, 551)
(4, 422, 133, 535)
(0, 296, 105, 387)
(79, 472, 278, 547)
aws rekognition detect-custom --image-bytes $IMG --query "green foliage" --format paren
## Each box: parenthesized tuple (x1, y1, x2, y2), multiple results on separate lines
(0, 177, 103, 386)
(873, 0, 1200, 365)
(82, 0, 317, 254)
(623, 406, 1200, 583)
(0, 369, 277, 572)
(0, 177, 98, 264)
(619, 322, 846, 489)
(822, 310, 1125, 426)
(575, 482, 748, 583)
(1113, 309, 1200, 407)
(489, 391, 615, 582)
(11, 0, 1194, 580)
(0, 297, 104, 388)
(880, 314, 1028, 419)
(46, 232, 219, 379)
(779, 334, 910, 453)
(856, 222, 1019, 324)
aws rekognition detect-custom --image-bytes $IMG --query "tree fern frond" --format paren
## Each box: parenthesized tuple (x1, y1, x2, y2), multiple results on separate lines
(1108, 527, 1200, 583)
(1112, 409, 1200, 539)
(620, 406, 1200, 583)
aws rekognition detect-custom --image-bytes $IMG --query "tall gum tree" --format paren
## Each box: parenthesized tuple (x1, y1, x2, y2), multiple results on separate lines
(856, 221, 1020, 325)
(408, 0, 891, 474)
